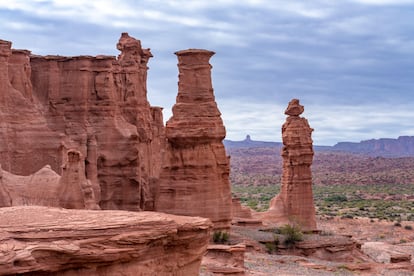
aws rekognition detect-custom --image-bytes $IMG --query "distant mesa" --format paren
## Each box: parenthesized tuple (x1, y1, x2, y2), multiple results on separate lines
(332, 136, 414, 157)
(224, 135, 282, 149)
(225, 135, 414, 158)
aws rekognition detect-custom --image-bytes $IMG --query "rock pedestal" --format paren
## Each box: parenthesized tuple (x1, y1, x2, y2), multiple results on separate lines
(263, 99, 317, 231)
(156, 49, 232, 229)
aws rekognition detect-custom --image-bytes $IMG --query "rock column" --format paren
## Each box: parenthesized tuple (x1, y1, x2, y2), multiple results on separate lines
(156, 49, 232, 229)
(264, 99, 317, 231)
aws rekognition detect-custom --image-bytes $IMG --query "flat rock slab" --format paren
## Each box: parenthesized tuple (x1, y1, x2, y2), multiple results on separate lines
(0, 206, 212, 275)
(362, 242, 412, 264)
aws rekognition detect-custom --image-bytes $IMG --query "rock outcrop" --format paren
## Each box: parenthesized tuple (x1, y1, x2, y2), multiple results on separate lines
(201, 244, 246, 275)
(0, 149, 100, 209)
(361, 242, 412, 264)
(156, 49, 232, 229)
(0, 165, 12, 207)
(262, 99, 316, 231)
(1, 35, 236, 228)
(0, 206, 212, 275)
(0, 34, 163, 211)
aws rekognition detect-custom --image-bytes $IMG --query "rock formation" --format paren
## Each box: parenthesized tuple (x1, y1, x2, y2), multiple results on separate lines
(263, 99, 317, 231)
(0, 149, 100, 209)
(202, 243, 246, 275)
(156, 49, 232, 229)
(1, 35, 236, 231)
(0, 33, 163, 211)
(0, 206, 212, 275)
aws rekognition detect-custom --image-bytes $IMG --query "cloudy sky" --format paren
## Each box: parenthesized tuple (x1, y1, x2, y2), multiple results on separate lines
(1, 0, 414, 145)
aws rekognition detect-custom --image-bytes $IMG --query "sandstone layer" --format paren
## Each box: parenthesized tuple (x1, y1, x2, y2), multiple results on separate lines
(156, 49, 232, 229)
(0, 34, 163, 211)
(0, 206, 212, 275)
(262, 99, 317, 231)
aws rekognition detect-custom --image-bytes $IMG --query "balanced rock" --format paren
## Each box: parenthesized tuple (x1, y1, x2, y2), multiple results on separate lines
(0, 206, 212, 275)
(156, 49, 232, 229)
(262, 99, 317, 231)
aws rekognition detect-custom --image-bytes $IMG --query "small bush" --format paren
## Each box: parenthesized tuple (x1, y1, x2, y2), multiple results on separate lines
(394, 222, 402, 227)
(212, 231, 230, 244)
(279, 224, 303, 246)
(265, 234, 279, 254)
(324, 194, 347, 202)
(221, 232, 229, 242)
(404, 225, 413, 230)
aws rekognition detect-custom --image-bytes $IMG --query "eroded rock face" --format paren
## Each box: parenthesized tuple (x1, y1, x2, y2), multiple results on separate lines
(0, 165, 12, 207)
(263, 99, 317, 231)
(0, 149, 100, 209)
(0, 206, 212, 275)
(0, 34, 163, 211)
(156, 49, 232, 229)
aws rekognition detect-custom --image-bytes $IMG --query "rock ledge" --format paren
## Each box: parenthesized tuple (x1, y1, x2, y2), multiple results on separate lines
(0, 206, 212, 275)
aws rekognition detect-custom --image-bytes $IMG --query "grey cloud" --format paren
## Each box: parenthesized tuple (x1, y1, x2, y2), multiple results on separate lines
(1, 0, 414, 145)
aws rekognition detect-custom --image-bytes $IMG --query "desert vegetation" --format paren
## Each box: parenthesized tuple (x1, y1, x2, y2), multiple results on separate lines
(230, 146, 414, 222)
(229, 147, 414, 186)
(233, 183, 414, 222)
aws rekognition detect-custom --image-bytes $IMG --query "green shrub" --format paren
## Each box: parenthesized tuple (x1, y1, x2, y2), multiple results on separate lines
(212, 231, 229, 244)
(265, 234, 279, 254)
(324, 194, 347, 202)
(279, 224, 303, 246)
(221, 232, 229, 242)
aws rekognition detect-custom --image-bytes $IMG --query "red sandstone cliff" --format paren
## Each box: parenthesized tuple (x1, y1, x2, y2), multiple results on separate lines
(156, 49, 232, 229)
(0, 34, 164, 211)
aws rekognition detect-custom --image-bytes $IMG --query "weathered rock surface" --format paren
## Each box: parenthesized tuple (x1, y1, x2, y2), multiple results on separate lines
(1, 149, 100, 209)
(0, 206, 212, 275)
(232, 198, 253, 219)
(157, 49, 232, 229)
(0, 34, 163, 211)
(361, 242, 412, 264)
(201, 244, 246, 275)
(261, 99, 317, 231)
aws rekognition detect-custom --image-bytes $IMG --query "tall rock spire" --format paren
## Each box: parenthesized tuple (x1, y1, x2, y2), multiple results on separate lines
(156, 49, 232, 229)
(263, 99, 317, 231)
